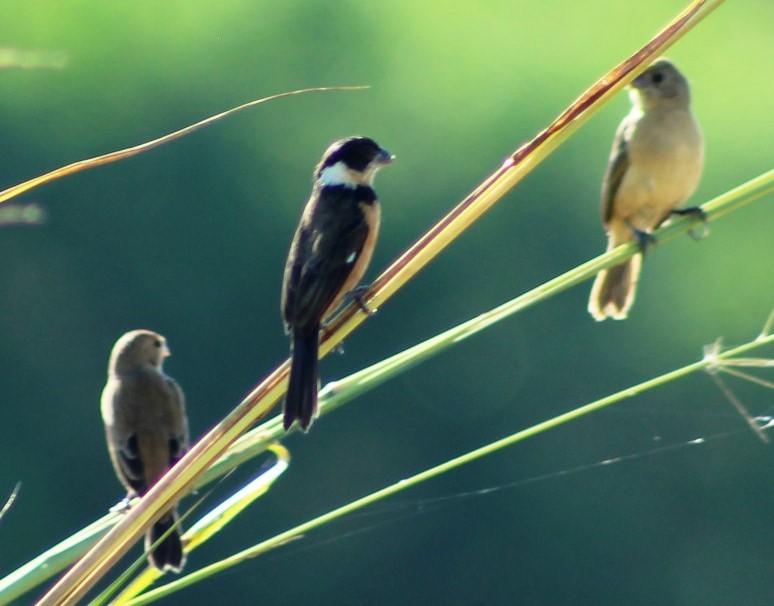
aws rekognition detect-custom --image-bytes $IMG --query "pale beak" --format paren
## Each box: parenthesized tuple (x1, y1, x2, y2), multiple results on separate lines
(377, 148, 395, 165)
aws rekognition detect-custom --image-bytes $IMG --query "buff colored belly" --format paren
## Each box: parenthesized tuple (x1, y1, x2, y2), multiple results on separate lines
(615, 109, 703, 231)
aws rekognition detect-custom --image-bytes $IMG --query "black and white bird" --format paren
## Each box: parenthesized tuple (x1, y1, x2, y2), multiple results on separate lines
(281, 136, 394, 430)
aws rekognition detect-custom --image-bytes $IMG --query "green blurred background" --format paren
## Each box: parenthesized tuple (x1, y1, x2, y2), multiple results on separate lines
(1, 1, 772, 604)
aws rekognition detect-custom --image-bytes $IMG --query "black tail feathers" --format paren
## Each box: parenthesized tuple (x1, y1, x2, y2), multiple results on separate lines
(146, 511, 185, 573)
(284, 328, 319, 431)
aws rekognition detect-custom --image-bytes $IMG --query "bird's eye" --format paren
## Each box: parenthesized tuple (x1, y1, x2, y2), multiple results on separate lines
(154, 339, 162, 348)
(652, 72, 664, 84)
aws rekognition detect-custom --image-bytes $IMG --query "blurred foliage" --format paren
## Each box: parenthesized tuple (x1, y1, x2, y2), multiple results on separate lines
(0, 1, 772, 605)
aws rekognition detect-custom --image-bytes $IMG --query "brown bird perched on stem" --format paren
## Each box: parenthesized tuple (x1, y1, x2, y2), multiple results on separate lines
(281, 136, 394, 431)
(101, 329, 189, 572)
(588, 58, 704, 321)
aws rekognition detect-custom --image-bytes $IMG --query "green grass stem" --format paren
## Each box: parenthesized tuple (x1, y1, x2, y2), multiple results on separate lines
(129, 327, 773, 604)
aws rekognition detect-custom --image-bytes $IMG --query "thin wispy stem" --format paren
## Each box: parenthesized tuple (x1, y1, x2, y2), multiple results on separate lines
(0, 483, 21, 523)
(0, 87, 367, 206)
(707, 371, 769, 443)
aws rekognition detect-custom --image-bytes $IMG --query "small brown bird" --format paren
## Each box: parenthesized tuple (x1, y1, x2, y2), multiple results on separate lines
(589, 58, 704, 321)
(101, 329, 189, 572)
(281, 136, 394, 431)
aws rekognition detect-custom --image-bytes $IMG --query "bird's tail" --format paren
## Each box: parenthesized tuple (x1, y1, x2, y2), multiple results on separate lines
(284, 327, 319, 431)
(588, 252, 643, 321)
(146, 510, 185, 573)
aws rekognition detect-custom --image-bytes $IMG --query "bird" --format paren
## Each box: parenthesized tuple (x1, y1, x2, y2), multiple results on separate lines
(101, 329, 189, 572)
(281, 136, 394, 431)
(588, 58, 704, 321)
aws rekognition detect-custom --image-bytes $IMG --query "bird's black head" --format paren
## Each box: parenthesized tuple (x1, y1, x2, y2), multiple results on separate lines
(316, 136, 394, 187)
(321, 137, 393, 172)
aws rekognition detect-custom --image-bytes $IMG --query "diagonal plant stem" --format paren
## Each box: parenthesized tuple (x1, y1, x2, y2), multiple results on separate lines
(128, 330, 774, 604)
(707, 371, 769, 443)
(2, 166, 766, 606)
(0, 483, 21, 523)
(316, 170, 773, 413)
(0, 86, 367, 206)
(105, 445, 290, 606)
(35, 2, 726, 603)
(323, 0, 728, 354)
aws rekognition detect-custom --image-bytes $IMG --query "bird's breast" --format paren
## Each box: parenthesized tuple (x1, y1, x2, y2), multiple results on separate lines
(616, 109, 703, 229)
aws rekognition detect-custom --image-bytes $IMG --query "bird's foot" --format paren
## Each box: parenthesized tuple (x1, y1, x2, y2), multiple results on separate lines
(670, 206, 709, 241)
(627, 222, 657, 254)
(349, 285, 376, 317)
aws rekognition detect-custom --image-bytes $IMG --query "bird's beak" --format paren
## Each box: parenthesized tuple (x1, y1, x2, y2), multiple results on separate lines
(162, 342, 171, 358)
(377, 148, 395, 166)
(631, 72, 648, 90)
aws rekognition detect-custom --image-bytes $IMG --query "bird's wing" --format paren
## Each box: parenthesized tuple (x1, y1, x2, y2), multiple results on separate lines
(283, 188, 369, 330)
(602, 118, 632, 225)
(116, 432, 148, 495)
(165, 376, 189, 464)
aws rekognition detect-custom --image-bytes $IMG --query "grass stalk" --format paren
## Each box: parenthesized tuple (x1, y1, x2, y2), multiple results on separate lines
(129, 327, 773, 604)
(1, 166, 766, 605)
(0, 87, 367, 206)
